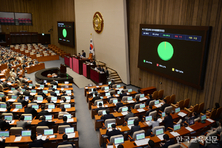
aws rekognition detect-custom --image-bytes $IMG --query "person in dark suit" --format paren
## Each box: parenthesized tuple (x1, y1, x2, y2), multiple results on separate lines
(38, 106, 50, 117)
(124, 107, 135, 121)
(91, 93, 100, 104)
(101, 109, 115, 120)
(97, 65, 102, 71)
(162, 112, 173, 131)
(82, 50, 86, 58)
(148, 140, 155, 148)
(160, 99, 170, 112)
(95, 103, 107, 112)
(145, 105, 153, 116)
(23, 88, 30, 96)
(134, 96, 140, 109)
(50, 88, 57, 97)
(107, 93, 115, 103)
(0, 115, 10, 130)
(57, 134, 76, 148)
(37, 89, 47, 99)
(129, 119, 141, 136)
(25, 104, 37, 117)
(116, 98, 123, 112)
(160, 134, 175, 148)
(120, 90, 127, 99)
(105, 67, 109, 78)
(100, 67, 105, 72)
(146, 94, 153, 106)
(106, 124, 123, 140)
(29, 134, 49, 148)
(60, 116, 71, 126)
(50, 79, 58, 86)
(90, 59, 96, 66)
(37, 116, 55, 126)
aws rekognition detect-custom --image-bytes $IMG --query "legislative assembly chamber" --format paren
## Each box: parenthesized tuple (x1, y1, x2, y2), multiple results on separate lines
(0, 0, 221, 148)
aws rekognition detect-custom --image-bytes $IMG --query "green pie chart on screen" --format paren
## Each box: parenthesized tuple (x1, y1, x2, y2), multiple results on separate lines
(62, 29, 67, 38)
(157, 41, 174, 61)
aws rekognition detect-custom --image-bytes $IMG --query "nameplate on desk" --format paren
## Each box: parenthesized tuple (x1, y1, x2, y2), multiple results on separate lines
(137, 109, 145, 112)
(67, 118, 74, 122)
(96, 86, 99, 88)
(154, 103, 163, 108)
(49, 135, 55, 139)
(8, 99, 16, 102)
(85, 87, 88, 89)
(67, 133, 75, 138)
(14, 136, 22, 142)
(135, 138, 150, 146)
(36, 100, 43, 103)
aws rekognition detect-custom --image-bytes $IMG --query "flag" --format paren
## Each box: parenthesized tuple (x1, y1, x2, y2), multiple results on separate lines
(89, 38, 94, 55)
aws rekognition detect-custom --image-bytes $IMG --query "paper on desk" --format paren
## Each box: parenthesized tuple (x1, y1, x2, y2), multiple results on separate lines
(127, 93, 130, 95)
(67, 118, 74, 122)
(36, 100, 43, 103)
(8, 91, 13, 93)
(96, 86, 99, 88)
(135, 138, 150, 146)
(107, 95, 111, 98)
(137, 109, 145, 112)
(52, 101, 57, 103)
(104, 105, 108, 107)
(157, 134, 164, 141)
(140, 97, 147, 101)
(127, 100, 135, 103)
(107, 145, 113, 148)
(37, 135, 42, 140)
(121, 111, 128, 116)
(105, 90, 109, 92)
(146, 121, 152, 126)
(60, 100, 64, 103)
(85, 87, 88, 89)
(206, 118, 214, 123)
(30, 93, 36, 95)
(108, 128, 113, 132)
(178, 112, 187, 117)
(157, 118, 163, 123)
(10, 120, 15, 124)
(49, 135, 55, 139)
(185, 127, 194, 132)
(170, 131, 180, 137)
(0, 108, 6, 111)
(14, 136, 22, 142)
(13, 108, 19, 112)
(155, 104, 162, 108)
(8, 99, 16, 102)
(41, 136, 47, 141)
(47, 109, 52, 112)
(128, 125, 133, 129)
(67, 133, 75, 138)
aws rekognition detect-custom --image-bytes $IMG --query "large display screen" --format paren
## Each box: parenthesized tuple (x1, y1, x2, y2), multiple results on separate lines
(58, 22, 74, 47)
(138, 24, 211, 89)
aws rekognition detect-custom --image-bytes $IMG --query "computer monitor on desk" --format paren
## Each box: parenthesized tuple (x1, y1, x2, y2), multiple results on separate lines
(175, 107, 180, 113)
(136, 133, 145, 140)
(24, 115, 32, 121)
(114, 136, 124, 145)
(45, 115, 52, 121)
(63, 114, 72, 119)
(44, 129, 53, 136)
(189, 118, 195, 126)
(15, 104, 22, 109)
(107, 122, 115, 128)
(173, 124, 181, 131)
(145, 116, 152, 122)
(156, 128, 164, 136)
(201, 115, 206, 123)
(65, 127, 74, 134)
(4, 115, 13, 121)
(0, 131, 9, 137)
(127, 119, 134, 126)
(32, 105, 39, 109)
(21, 130, 31, 137)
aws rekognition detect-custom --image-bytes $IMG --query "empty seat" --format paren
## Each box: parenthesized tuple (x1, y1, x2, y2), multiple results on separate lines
(36, 126, 49, 135)
(152, 126, 165, 135)
(164, 106, 173, 113)
(57, 144, 73, 148)
(58, 125, 70, 134)
(149, 110, 157, 119)
(132, 130, 145, 139)
(10, 127, 23, 135)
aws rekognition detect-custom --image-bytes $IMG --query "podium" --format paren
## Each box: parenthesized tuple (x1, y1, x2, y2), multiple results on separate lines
(90, 68, 107, 84)
(83, 63, 96, 78)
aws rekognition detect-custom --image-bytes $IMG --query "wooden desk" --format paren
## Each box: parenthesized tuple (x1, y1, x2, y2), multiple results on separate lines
(83, 63, 96, 78)
(36, 55, 59, 62)
(84, 84, 108, 97)
(64, 56, 70, 67)
(140, 86, 156, 95)
(90, 68, 107, 84)
(26, 63, 45, 74)
(0, 63, 7, 71)
(5, 131, 79, 148)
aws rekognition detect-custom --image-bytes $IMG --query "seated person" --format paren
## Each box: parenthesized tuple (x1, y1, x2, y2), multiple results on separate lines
(145, 105, 153, 116)
(101, 109, 115, 120)
(57, 134, 76, 148)
(0, 115, 10, 130)
(124, 107, 135, 121)
(160, 99, 170, 112)
(120, 90, 127, 98)
(129, 119, 141, 136)
(13, 86, 21, 96)
(207, 119, 222, 134)
(146, 116, 159, 136)
(25, 104, 37, 117)
(29, 134, 49, 148)
(162, 112, 173, 131)
(58, 107, 69, 117)
(116, 98, 123, 112)
(60, 90, 67, 97)
(50, 88, 57, 96)
(148, 140, 155, 148)
(91, 92, 100, 104)
(39, 106, 50, 117)
(146, 94, 153, 106)
(50, 79, 58, 86)
(95, 103, 107, 112)
(16, 115, 31, 129)
(106, 124, 123, 140)
(23, 87, 30, 96)
(37, 115, 55, 126)
(160, 134, 175, 148)
(37, 89, 47, 99)
(134, 96, 140, 108)
(60, 116, 71, 126)
(107, 93, 115, 103)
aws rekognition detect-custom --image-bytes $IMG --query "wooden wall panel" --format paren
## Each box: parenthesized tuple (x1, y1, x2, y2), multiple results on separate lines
(127, 0, 222, 109)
